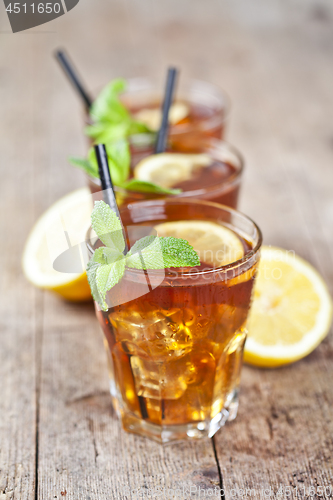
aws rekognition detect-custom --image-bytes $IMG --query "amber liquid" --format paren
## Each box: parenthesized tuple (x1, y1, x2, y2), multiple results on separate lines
(129, 100, 225, 151)
(88, 156, 240, 208)
(95, 225, 257, 429)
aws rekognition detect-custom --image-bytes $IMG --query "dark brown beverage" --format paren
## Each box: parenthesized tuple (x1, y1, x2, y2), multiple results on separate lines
(88, 199, 262, 442)
(121, 78, 230, 151)
(88, 138, 243, 209)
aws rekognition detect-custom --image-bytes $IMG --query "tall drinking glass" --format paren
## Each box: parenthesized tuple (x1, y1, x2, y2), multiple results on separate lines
(88, 137, 243, 209)
(87, 199, 262, 442)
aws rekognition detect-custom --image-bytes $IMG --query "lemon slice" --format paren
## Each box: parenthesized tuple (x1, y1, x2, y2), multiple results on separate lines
(244, 246, 333, 367)
(133, 102, 189, 131)
(22, 188, 93, 302)
(154, 220, 244, 267)
(134, 153, 212, 189)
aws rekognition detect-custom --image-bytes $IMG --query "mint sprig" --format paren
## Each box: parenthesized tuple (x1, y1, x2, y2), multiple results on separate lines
(85, 78, 151, 143)
(69, 139, 180, 195)
(121, 179, 181, 195)
(69, 139, 130, 186)
(87, 248, 125, 310)
(69, 77, 181, 195)
(87, 201, 200, 311)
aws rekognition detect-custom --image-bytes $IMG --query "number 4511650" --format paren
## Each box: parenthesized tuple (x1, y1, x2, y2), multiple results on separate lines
(6, 3, 61, 14)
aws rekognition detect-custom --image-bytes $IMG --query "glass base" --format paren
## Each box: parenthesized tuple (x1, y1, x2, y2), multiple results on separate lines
(113, 385, 240, 443)
(226, 387, 239, 421)
(121, 410, 229, 443)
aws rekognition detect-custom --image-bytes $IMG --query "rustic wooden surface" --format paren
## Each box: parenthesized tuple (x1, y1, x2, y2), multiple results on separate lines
(1, 0, 333, 498)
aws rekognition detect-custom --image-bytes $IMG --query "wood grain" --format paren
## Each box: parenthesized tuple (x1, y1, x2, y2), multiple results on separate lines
(0, 35, 38, 500)
(1, 0, 333, 498)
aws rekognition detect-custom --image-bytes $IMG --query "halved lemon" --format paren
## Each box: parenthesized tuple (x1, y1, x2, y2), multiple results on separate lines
(133, 102, 189, 131)
(134, 153, 212, 189)
(22, 188, 93, 301)
(154, 220, 244, 267)
(244, 246, 333, 367)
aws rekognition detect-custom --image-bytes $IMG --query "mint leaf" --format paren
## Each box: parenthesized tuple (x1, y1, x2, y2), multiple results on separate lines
(127, 235, 156, 254)
(90, 79, 129, 123)
(84, 123, 108, 139)
(88, 140, 130, 185)
(87, 203, 200, 311)
(85, 121, 150, 144)
(158, 237, 200, 267)
(91, 246, 123, 265)
(95, 257, 126, 311)
(128, 121, 152, 135)
(126, 236, 164, 269)
(86, 260, 104, 306)
(86, 247, 125, 310)
(91, 201, 125, 252)
(106, 140, 130, 184)
(85, 122, 131, 144)
(121, 179, 181, 195)
(68, 157, 98, 178)
(86, 78, 153, 143)
(126, 236, 200, 269)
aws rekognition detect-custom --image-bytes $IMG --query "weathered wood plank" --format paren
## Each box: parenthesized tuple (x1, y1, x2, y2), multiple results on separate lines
(215, 357, 333, 498)
(212, 3, 333, 497)
(0, 36, 37, 500)
(34, 4, 222, 499)
(2, 0, 333, 498)
(39, 0, 333, 496)
(37, 296, 220, 500)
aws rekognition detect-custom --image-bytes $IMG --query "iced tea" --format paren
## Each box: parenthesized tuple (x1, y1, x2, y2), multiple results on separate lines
(120, 77, 230, 147)
(88, 199, 261, 442)
(88, 137, 243, 209)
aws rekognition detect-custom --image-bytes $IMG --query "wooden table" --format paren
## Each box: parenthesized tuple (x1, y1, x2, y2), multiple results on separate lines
(1, 1, 333, 498)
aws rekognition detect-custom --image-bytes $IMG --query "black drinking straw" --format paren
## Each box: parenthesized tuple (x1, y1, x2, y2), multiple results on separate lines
(94, 144, 128, 253)
(94, 144, 149, 419)
(55, 49, 93, 111)
(155, 67, 178, 154)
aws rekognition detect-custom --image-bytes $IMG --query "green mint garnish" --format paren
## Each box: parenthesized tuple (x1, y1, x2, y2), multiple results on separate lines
(85, 78, 151, 143)
(121, 179, 181, 195)
(91, 200, 125, 252)
(87, 201, 200, 311)
(69, 139, 130, 186)
(126, 235, 199, 269)
(90, 79, 128, 123)
(69, 77, 182, 195)
(69, 139, 181, 195)
(68, 157, 97, 178)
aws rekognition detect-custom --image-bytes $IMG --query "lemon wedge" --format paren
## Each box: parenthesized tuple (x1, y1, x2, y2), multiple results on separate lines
(134, 153, 212, 189)
(154, 220, 244, 267)
(244, 246, 333, 367)
(22, 188, 93, 301)
(133, 102, 189, 131)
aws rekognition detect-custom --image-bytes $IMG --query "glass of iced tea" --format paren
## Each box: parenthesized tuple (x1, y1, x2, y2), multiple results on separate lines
(121, 77, 230, 148)
(85, 78, 229, 151)
(87, 198, 261, 442)
(88, 136, 243, 209)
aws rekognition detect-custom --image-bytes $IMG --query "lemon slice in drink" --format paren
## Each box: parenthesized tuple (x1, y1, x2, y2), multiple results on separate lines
(244, 246, 333, 368)
(22, 188, 93, 302)
(134, 153, 212, 189)
(154, 220, 244, 267)
(133, 102, 189, 131)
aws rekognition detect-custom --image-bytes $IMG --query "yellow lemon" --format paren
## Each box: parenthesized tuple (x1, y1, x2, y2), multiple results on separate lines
(134, 153, 212, 189)
(22, 188, 93, 302)
(244, 246, 333, 367)
(133, 102, 189, 131)
(154, 220, 244, 267)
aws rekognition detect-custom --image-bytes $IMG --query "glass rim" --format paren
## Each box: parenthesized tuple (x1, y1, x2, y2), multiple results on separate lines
(86, 198, 262, 278)
(122, 76, 232, 126)
(88, 76, 231, 131)
(88, 137, 244, 199)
